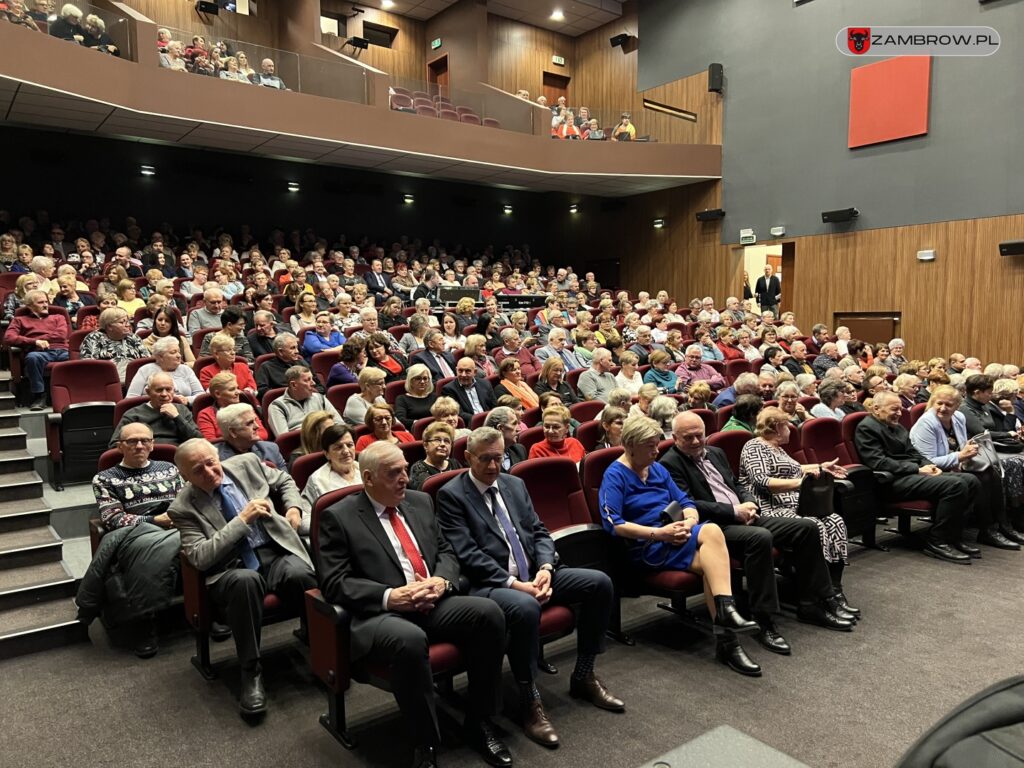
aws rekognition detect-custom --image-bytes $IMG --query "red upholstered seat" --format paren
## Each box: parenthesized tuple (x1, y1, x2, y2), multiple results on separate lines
(569, 400, 603, 423)
(482, 117, 501, 128)
(326, 383, 361, 415)
(706, 430, 754, 477)
(460, 114, 482, 125)
(511, 457, 592, 530)
(724, 359, 750, 383)
(715, 404, 734, 431)
(291, 451, 327, 491)
(688, 408, 718, 436)
(641, 570, 702, 592)
(575, 420, 602, 452)
(517, 425, 545, 454)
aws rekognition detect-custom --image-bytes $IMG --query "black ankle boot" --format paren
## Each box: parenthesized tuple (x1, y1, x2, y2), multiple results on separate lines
(713, 595, 758, 635)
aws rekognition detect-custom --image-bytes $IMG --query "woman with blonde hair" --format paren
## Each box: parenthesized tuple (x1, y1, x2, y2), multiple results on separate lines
(115, 279, 145, 317)
(739, 407, 858, 622)
(600, 415, 761, 675)
(464, 334, 497, 377)
(431, 396, 471, 439)
(290, 410, 336, 467)
(196, 372, 269, 441)
(343, 366, 386, 426)
(408, 421, 462, 490)
(1, 273, 41, 323)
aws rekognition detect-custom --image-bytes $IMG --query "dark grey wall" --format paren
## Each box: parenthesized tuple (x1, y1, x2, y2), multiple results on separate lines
(638, 0, 1024, 242)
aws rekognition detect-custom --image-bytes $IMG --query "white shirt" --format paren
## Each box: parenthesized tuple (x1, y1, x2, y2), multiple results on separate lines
(368, 496, 430, 610)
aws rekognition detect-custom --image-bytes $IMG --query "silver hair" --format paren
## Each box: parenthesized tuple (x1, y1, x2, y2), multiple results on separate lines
(151, 336, 180, 356)
(467, 426, 503, 454)
(358, 440, 404, 478)
(484, 407, 517, 429)
(272, 333, 297, 352)
(216, 402, 255, 434)
(175, 438, 217, 470)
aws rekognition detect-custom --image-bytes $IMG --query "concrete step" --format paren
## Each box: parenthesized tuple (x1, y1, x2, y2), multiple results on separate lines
(0, 525, 62, 569)
(0, 598, 87, 660)
(2, 471, 44, 501)
(0, 427, 28, 452)
(0, 560, 76, 611)
(0, 413, 21, 431)
(0, 391, 15, 412)
(0, 497, 52, 532)
(0, 449, 35, 474)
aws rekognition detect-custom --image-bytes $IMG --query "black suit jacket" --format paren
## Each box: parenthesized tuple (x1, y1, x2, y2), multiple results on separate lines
(659, 445, 754, 526)
(504, 443, 527, 472)
(436, 471, 556, 589)
(783, 358, 813, 377)
(411, 349, 457, 383)
(318, 489, 461, 659)
(854, 415, 925, 477)
(755, 275, 781, 307)
(441, 379, 497, 426)
(365, 270, 392, 297)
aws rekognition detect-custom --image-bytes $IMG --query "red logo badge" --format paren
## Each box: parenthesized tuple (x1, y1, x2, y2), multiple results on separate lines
(848, 27, 871, 55)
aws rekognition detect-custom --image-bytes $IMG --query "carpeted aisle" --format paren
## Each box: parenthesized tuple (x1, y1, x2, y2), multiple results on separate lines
(4, 537, 1022, 768)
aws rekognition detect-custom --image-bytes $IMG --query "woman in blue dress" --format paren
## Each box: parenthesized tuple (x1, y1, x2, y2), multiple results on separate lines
(599, 415, 762, 676)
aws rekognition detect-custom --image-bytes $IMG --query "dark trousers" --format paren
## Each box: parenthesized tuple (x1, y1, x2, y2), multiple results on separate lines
(363, 595, 506, 747)
(723, 516, 833, 615)
(477, 567, 613, 684)
(207, 546, 316, 670)
(25, 348, 68, 393)
(889, 472, 978, 544)
(971, 468, 1009, 529)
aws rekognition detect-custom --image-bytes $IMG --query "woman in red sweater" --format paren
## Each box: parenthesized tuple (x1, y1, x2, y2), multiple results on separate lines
(196, 371, 269, 441)
(528, 404, 586, 463)
(354, 403, 416, 453)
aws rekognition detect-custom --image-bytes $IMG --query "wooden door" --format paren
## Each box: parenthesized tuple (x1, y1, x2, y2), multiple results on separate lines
(833, 313, 900, 347)
(427, 55, 449, 99)
(542, 72, 570, 107)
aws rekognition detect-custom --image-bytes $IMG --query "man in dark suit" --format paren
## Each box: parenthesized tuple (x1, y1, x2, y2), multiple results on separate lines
(436, 427, 624, 749)
(168, 440, 316, 717)
(317, 442, 511, 768)
(442, 358, 497, 426)
(660, 413, 854, 656)
(484, 407, 527, 472)
(411, 330, 457, 384)
(783, 340, 814, 378)
(364, 258, 393, 303)
(754, 264, 781, 317)
(854, 391, 976, 564)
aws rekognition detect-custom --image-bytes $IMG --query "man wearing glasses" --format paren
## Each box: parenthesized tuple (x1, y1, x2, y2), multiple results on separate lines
(80, 423, 183, 658)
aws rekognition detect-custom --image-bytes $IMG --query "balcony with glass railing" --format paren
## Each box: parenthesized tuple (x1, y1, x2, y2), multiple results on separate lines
(1, 1, 131, 59)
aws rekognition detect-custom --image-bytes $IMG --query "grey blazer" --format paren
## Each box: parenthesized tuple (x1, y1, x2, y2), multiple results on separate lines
(168, 453, 311, 585)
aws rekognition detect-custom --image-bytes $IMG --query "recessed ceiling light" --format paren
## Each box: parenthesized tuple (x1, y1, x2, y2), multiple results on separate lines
(381, 0, 395, 8)
(569, 204, 578, 214)
(139, 165, 156, 176)
(550, 9, 564, 21)
(287, 182, 301, 192)
(503, 205, 513, 215)
(653, 218, 666, 229)
(403, 194, 414, 204)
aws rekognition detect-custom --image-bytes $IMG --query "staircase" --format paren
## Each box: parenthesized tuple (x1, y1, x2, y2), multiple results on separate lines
(0, 371, 87, 659)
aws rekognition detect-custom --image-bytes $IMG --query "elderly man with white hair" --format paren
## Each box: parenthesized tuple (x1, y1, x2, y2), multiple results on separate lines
(675, 344, 727, 391)
(187, 287, 226, 333)
(712, 371, 760, 409)
(577, 348, 618, 402)
(267, 366, 340, 436)
(29, 255, 58, 300)
(2, 288, 70, 410)
(722, 296, 745, 325)
(812, 342, 841, 379)
(533, 327, 584, 371)
(254, 57, 288, 89)
(700, 297, 720, 324)
(126, 336, 204, 403)
(216, 402, 287, 470)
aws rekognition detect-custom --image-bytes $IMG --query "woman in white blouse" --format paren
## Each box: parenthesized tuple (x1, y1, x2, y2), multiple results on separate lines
(299, 424, 360, 534)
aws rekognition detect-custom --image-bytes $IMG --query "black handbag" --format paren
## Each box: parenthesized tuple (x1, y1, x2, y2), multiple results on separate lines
(796, 472, 835, 519)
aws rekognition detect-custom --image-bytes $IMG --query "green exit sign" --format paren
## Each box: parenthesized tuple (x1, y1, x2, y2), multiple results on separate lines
(552, 54, 565, 66)
(431, 37, 442, 50)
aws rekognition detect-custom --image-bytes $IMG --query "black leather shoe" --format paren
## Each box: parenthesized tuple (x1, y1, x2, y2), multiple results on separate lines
(239, 669, 267, 716)
(834, 591, 861, 617)
(978, 529, 1020, 551)
(210, 621, 232, 642)
(923, 541, 972, 564)
(952, 540, 983, 557)
(466, 719, 513, 767)
(715, 640, 762, 677)
(412, 745, 438, 768)
(133, 618, 158, 659)
(825, 596, 857, 623)
(537, 660, 558, 675)
(755, 622, 791, 655)
(1000, 527, 1024, 545)
(569, 673, 626, 711)
(796, 604, 853, 632)
(713, 596, 759, 635)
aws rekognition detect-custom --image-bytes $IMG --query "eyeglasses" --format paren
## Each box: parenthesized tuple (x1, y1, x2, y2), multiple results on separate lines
(120, 438, 154, 446)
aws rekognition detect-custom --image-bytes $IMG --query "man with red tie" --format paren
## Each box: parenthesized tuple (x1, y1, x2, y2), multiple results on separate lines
(318, 442, 511, 768)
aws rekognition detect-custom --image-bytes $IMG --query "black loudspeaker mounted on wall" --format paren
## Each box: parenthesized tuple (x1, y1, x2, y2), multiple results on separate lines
(195, 0, 219, 14)
(696, 208, 725, 222)
(708, 63, 724, 93)
(999, 240, 1024, 256)
(610, 33, 630, 48)
(822, 207, 859, 223)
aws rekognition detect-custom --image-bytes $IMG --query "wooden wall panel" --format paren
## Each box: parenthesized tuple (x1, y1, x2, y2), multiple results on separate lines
(126, 0, 281, 49)
(321, 4, 425, 84)
(486, 15, 574, 100)
(565, 181, 1024, 364)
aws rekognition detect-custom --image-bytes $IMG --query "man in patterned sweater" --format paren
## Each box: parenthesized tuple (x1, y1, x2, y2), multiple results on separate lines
(91, 422, 183, 657)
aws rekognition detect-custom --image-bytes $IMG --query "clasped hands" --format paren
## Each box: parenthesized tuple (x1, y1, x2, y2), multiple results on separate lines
(387, 574, 448, 613)
(512, 567, 553, 604)
(655, 519, 696, 547)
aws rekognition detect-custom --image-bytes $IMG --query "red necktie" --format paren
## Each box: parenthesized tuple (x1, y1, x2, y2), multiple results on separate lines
(387, 507, 427, 579)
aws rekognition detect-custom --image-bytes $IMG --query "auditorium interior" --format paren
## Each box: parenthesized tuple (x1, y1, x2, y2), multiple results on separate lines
(2, 1, 1024, 767)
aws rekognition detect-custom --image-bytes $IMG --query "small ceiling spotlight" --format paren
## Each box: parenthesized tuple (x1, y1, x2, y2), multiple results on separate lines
(287, 181, 301, 192)
(140, 165, 156, 176)
(403, 194, 415, 204)
(652, 218, 666, 229)
(503, 205, 513, 215)
(382, 0, 395, 8)
(569, 204, 578, 214)
(550, 9, 565, 21)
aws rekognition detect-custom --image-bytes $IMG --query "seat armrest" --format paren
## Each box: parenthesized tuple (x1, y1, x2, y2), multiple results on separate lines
(46, 412, 64, 463)
(180, 553, 211, 631)
(872, 470, 895, 485)
(552, 523, 611, 572)
(305, 588, 352, 692)
(88, 518, 105, 555)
